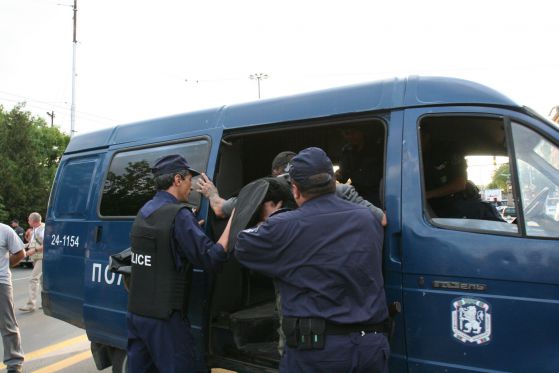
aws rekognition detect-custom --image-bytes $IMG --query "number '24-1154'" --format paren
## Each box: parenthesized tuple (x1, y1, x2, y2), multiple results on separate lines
(51, 234, 80, 248)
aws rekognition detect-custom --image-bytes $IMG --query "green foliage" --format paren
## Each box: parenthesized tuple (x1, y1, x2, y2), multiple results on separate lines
(0, 196, 9, 222)
(0, 104, 70, 226)
(486, 163, 510, 191)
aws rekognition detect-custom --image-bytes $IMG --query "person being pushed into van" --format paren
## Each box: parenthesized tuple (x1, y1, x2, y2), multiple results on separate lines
(126, 154, 233, 373)
(235, 147, 390, 373)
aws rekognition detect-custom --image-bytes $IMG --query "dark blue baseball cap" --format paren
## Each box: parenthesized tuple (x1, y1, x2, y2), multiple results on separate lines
(288, 147, 334, 188)
(151, 154, 201, 177)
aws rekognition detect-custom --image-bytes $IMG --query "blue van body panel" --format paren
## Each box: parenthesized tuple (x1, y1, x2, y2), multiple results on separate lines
(111, 108, 224, 147)
(382, 109, 407, 371)
(64, 127, 115, 154)
(43, 154, 104, 328)
(63, 76, 520, 154)
(404, 76, 517, 107)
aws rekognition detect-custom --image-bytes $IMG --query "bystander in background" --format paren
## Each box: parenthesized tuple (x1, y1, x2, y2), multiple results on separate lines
(19, 212, 44, 312)
(0, 223, 26, 373)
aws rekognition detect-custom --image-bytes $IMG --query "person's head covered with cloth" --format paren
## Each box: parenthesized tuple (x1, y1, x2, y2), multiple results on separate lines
(228, 177, 295, 247)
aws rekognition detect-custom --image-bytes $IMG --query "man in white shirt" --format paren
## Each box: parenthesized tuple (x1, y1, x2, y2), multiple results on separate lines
(19, 212, 45, 312)
(0, 222, 26, 373)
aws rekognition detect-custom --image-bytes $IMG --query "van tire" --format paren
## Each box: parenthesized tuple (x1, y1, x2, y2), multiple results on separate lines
(111, 348, 128, 373)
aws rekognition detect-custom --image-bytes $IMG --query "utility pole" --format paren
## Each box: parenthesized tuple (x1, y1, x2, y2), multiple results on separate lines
(47, 111, 55, 127)
(249, 73, 269, 99)
(70, 0, 77, 136)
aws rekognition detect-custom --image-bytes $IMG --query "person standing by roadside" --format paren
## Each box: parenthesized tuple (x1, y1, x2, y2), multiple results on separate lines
(0, 223, 26, 373)
(9, 220, 24, 243)
(19, 212, 44, 312)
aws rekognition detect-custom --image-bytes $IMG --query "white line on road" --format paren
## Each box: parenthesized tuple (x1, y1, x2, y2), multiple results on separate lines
(12, 276, 31, 282)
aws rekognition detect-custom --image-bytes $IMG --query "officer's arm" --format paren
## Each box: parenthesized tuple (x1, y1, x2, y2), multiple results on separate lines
(174, 210, 229, 272)
(234, 221, 287, 278)
(425, 176, 467, 199)
(196, 173, 230, 218)
(217, 210, 234, 252)
(336, 184, 386, 226)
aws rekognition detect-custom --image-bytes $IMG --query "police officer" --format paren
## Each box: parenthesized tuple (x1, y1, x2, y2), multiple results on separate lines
(235, 147, 389, 373)
(421, 127, 469, 217)
(126, 154, 232, 373)
(339, 127, 384, 207)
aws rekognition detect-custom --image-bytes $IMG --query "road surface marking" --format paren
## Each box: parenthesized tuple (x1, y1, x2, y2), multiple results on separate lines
(30, 350, 91, 373)
(12, 276, 31, 282)
(0, 334, 88, 369)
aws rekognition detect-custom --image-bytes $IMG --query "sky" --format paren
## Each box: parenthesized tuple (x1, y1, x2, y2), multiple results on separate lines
(1, 0, 558, 136)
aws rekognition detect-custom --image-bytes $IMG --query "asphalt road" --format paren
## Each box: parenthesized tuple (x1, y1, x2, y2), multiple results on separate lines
(0, 266, 110, 373)
(2, 266, 235, 373)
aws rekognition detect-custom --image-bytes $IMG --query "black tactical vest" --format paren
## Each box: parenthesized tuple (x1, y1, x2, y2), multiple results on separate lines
(127, 203, 190, 319)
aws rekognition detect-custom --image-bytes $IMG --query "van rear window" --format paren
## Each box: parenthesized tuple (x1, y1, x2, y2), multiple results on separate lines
(53, 157, 99, 219)
(100, 140, 209, 217)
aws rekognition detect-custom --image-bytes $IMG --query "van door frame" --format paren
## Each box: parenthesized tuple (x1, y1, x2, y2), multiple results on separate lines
(401, 105, 559, 372)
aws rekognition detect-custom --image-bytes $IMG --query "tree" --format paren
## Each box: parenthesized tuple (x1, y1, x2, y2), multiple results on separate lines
(0, 196, 9, 223)
(486, 163, 510, 191)
(0, 104, 70, 225)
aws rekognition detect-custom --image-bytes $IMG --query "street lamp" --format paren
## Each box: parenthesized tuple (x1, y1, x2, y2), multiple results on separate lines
(249, 73, 269, 99)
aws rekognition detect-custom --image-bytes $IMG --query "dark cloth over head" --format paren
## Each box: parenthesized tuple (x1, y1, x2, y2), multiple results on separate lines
(229, 177, 295, 248)
(288, 147, 334, 188)
(151, 154, 200, 177)
(229, 179, 270, 248)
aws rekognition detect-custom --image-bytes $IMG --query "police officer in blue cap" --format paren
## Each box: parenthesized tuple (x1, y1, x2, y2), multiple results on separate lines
(126, 154, 233, 373)
(235, 147, 390, 373)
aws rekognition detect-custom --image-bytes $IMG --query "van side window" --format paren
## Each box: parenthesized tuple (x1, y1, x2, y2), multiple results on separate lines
(100, 140, 209, 217)
(53, 157, 98, 219)
(511, 123, 559, 238)
(420, 116, 519, 234)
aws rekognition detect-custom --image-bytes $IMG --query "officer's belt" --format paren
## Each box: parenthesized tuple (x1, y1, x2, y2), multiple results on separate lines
(325, 319, 390, 335)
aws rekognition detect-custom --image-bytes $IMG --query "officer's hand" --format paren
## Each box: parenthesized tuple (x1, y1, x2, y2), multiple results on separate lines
(381, 213, 387, 227)
(198, 219, 205, 226)
(196, 173, 219, 199)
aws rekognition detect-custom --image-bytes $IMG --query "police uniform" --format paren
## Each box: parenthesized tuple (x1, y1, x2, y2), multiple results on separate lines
(234, 147, 389, 373)
(339, 140, 383, 207)
(424, 149, 468, 217)
(127, 155, 228, 373)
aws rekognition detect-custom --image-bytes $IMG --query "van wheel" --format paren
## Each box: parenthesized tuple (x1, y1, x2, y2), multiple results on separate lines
(111, 348, 128, 373)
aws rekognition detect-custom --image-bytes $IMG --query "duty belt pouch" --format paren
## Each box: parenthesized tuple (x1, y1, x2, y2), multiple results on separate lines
(310, 318, 325, 350)
(298, 318, 312, 350)
(282, 317, 299, 348)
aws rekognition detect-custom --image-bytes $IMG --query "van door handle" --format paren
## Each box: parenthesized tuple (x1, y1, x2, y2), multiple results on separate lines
(95, 226, 103, 243)
(388, 232, 402, 265)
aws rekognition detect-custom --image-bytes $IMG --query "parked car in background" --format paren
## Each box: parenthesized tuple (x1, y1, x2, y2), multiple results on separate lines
(501, 206, 517, 222)
(546, 197, 558, 219)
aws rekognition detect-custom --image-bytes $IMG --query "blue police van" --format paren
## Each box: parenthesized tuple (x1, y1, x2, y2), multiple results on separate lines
(43, 76, 559, 372)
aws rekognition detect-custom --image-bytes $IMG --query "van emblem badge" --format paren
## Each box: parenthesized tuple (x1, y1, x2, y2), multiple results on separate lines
(451, 297, 491, 344)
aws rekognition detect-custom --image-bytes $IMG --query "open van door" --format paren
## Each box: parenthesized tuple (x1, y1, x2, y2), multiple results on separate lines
(401, 107, 559, 372)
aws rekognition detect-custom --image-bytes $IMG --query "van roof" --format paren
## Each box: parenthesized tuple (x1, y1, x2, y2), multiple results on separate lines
(66, 76, 520, 154)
